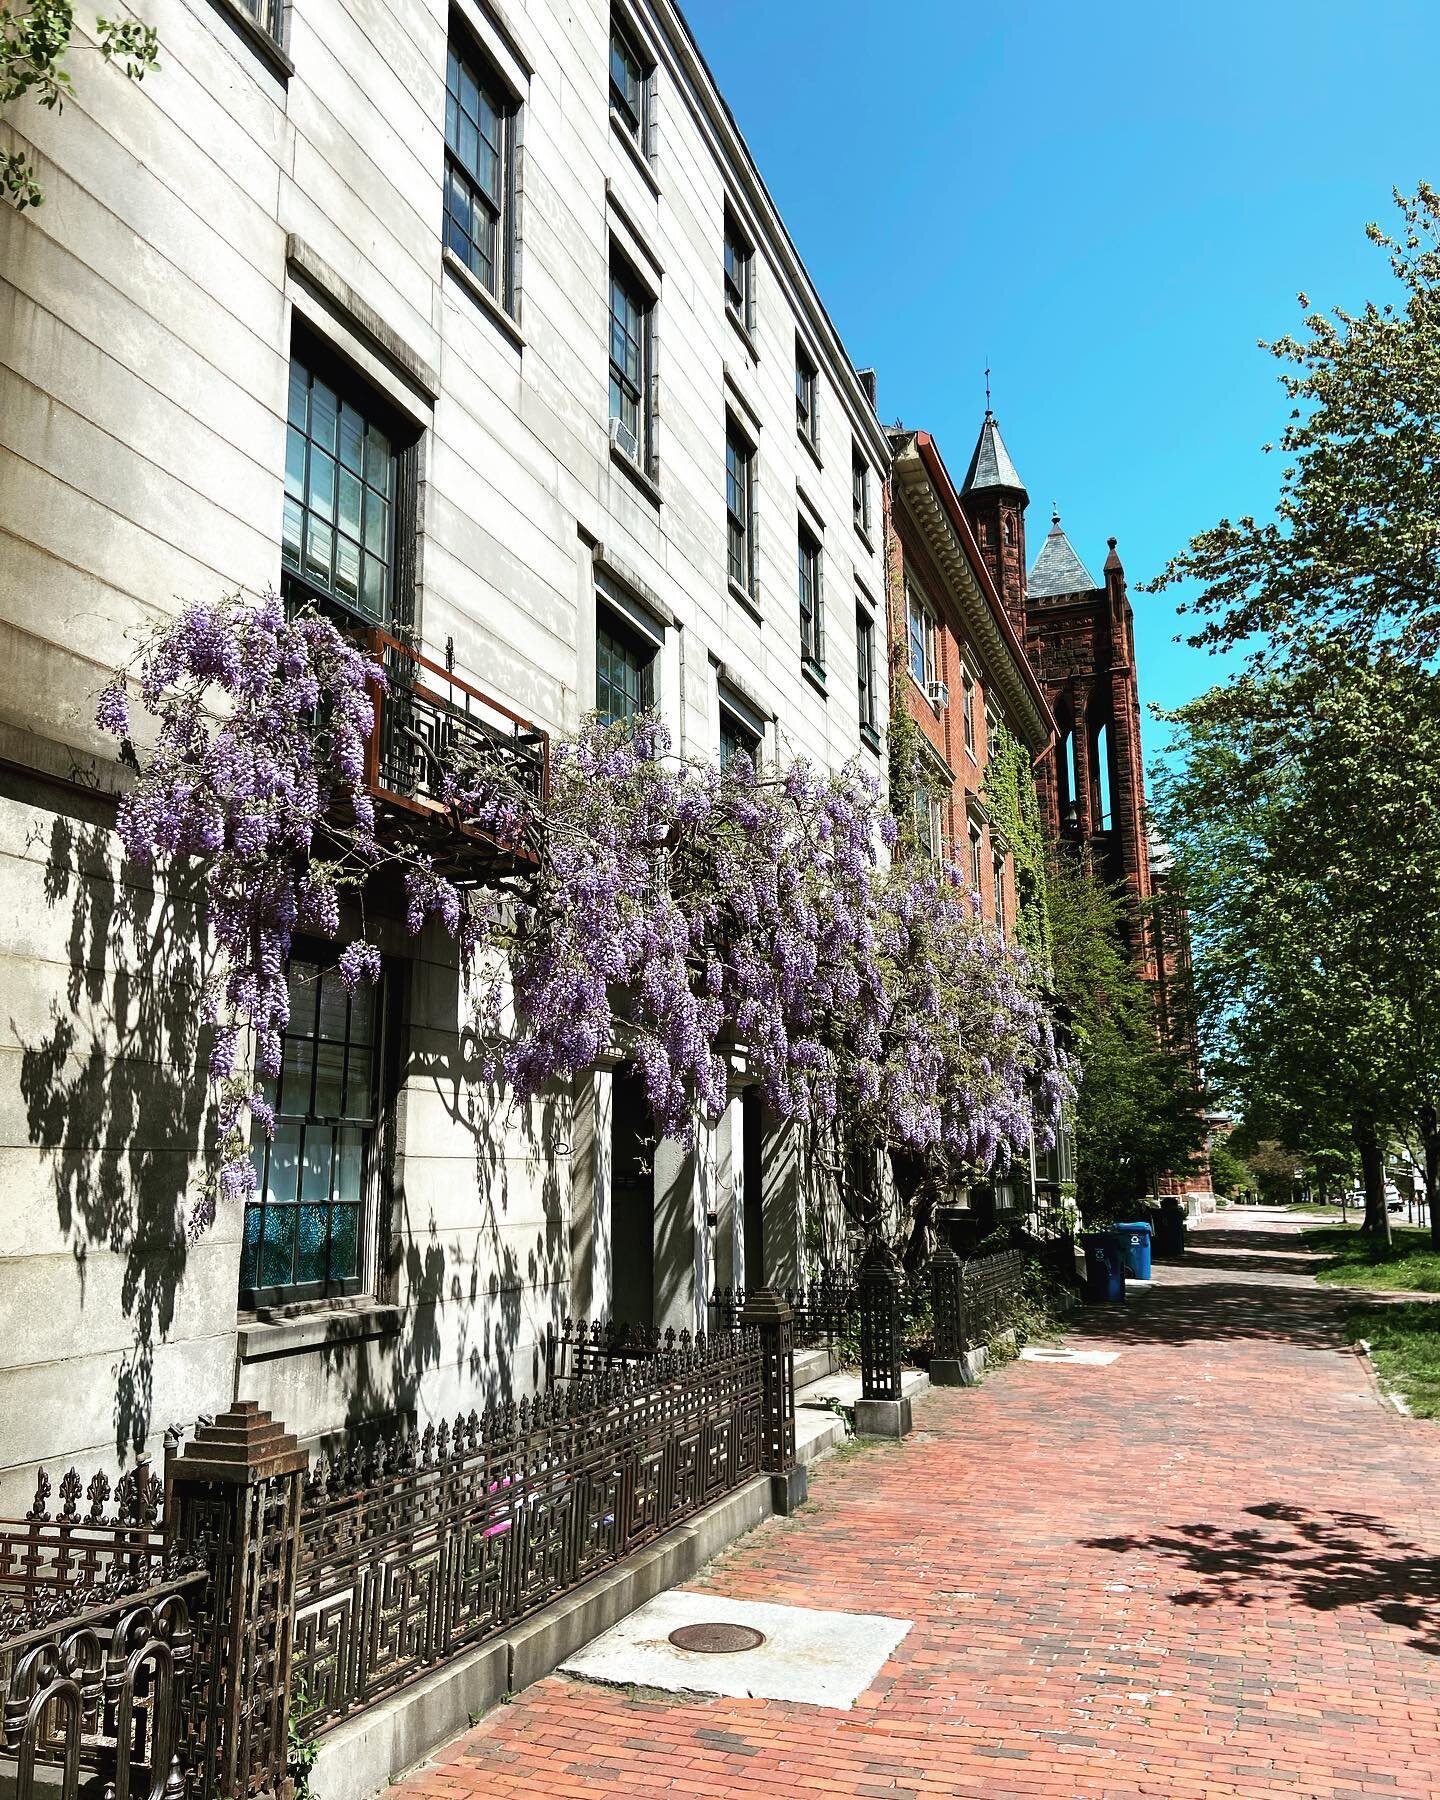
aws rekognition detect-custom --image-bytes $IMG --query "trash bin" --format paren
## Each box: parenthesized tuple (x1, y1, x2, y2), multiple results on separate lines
(1153, 1197, 1187, 1259)
(1115, 1220, 1154, 1280)
(1080, 1232, 1126, 1303)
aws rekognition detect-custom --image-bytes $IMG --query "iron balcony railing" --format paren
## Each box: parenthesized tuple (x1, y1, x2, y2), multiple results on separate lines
(360, 628, 550, 877)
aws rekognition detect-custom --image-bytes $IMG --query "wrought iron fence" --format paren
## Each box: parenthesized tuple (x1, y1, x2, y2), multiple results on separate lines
(291, 1325, 764, 1736)
(709, 1269, 856, 1348)
(1, 1462, 196, 1798)
(956, 1247, 1025, 1352)
(0, 1463, 167, 1614)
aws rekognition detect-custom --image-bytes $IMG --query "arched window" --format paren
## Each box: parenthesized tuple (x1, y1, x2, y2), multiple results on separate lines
(1095, 722, 1112, 830)
(1062, 731, 1077, 813)
(1003, 515, 1015, 546)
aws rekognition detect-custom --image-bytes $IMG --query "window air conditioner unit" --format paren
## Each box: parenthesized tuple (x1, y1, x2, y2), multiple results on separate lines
(609, 415, 640, 462)
(927, 679, 950, 709)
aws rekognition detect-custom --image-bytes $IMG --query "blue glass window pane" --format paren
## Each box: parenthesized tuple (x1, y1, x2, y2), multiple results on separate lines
(296, 1204, 329, 1285)
(260, 1206, 296, 1288)
(329, 1206, 360, 1282)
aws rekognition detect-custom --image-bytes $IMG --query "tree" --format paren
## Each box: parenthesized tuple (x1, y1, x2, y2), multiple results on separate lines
(1047, 853, 1207, 1220)
(3, 0, 158, 208)
(1206, 1133, 1249, 1201)
(1155, 648, 1440, 1242)
(1150, 185, 1440, 671)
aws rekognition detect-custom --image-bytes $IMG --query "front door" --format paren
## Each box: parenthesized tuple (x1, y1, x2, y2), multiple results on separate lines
(610, 1065, 655, 1327)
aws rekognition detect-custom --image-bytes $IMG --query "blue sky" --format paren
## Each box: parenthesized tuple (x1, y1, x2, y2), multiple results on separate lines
(685, 0, 1437, 752)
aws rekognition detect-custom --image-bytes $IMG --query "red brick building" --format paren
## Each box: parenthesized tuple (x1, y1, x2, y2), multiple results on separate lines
(959, 414, 1154, 941)
(884, 428, 1056, 935)
(959, 409, 1210, 1203)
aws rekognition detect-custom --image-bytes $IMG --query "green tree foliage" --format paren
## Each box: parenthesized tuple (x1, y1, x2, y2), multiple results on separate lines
(1150, 185, 1440, 668)
(1156, 648, 1440, 1241)
(1047, 853, 1208, 1221)
(1206, 1133, 1249, 1200)
(982, 718, 1052, 969)
(3, 0, 157, 209)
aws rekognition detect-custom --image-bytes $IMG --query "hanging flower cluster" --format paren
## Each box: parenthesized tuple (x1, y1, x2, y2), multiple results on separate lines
(99, 595, 1071, 1235)
(98, 594, 387, 1232)
(871, 866, 1069, 1168)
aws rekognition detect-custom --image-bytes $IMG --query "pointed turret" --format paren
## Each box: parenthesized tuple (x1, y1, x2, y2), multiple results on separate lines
(959, 411, 1030, 634)
(960, 412, 1028, 501)
(1027, 509, 1098, 599)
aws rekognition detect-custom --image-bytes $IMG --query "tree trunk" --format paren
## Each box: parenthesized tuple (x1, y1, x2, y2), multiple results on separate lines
(1420, 1103, 1440, 1251)
(1354, 1116, 1390, 1244)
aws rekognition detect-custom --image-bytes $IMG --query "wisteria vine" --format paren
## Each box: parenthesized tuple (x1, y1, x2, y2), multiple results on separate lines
(98, 594, 1071, 1239)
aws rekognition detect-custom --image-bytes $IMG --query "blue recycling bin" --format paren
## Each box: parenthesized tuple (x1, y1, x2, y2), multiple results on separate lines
(1080, 1232, 1126, 1303)
(1115, 1220, 1154, 1280)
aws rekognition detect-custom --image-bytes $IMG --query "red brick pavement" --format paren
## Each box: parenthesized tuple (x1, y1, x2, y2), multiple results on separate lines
(390, 1212, 1440, 1798)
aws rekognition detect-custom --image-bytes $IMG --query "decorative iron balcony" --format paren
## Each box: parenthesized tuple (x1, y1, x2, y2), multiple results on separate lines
(361, 628, 549, 880)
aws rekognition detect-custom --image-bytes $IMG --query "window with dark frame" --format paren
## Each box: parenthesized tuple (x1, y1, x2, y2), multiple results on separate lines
(852, 445, 871, 535)
(596, 605, 657, 725)
(234, 0, 282, 43)
(242, 954, 384, 1303)
(856, 605, 879, 747)
(993, 849, 1006, 936)
(725, 418, 755, 596)
(797, 523, 824, 673)
(609, 14, 650, 144)
(962, 668, 977, 754)
(906, 583, 935, 688)
(282, 349, 398, 625)
(912, 786, 941, 861)
(444, 36, 515, 310)
(720, 704, 760, 768)
(608, 255, 651, 467)
(795, 340, 818, 448)
(724, 208, 753, 329)
(969, 819, 984, 893)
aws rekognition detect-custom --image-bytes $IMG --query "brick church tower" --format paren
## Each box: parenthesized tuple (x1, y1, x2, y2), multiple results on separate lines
(959, 414, 1155, 955)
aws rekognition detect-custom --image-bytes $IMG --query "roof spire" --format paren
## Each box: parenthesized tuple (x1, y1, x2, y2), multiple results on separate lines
(960, 409, 1027, 501)
(1029, 505, 1099, 598)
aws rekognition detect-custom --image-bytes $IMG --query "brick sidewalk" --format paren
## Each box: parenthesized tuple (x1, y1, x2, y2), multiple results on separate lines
(390, 1213, 1440, 1798)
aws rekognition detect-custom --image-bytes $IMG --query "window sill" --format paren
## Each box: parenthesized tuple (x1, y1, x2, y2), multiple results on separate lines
(610, 108, 661, 199)
(727, 306, 760, 362)
(802, 658, 828, 699)
(728, 576, 762, 623)
(860, 721, 882, 755)
(237, 1300, 402, 1363)
(611, 442, 661, 508)
(443, 248, 524, 351)
(798, 429, 824, 474)
(208, 0, 292, 79)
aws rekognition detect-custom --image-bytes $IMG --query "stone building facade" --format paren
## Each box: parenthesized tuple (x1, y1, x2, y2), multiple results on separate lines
(0, 0, 890, 1501)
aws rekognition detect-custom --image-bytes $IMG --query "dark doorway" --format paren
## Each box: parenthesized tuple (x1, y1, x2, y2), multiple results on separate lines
(611, 1065, 655, 1326)
(742, 1085, 765, 1288)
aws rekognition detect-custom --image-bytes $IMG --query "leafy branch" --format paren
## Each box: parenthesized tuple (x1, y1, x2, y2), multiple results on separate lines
(2, 0, 158, 209)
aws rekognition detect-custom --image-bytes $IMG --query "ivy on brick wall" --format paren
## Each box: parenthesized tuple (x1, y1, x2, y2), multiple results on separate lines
(982, 719, 1052, 969)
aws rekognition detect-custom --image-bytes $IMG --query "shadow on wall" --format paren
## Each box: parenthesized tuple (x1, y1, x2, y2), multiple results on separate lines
(1084, 1502, 1440, 1656)
(322, 968, 569, 1444)
(15, 803, 214, 1464)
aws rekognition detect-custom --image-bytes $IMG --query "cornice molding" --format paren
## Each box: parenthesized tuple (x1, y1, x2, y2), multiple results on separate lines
(893, 448, 1051, 753)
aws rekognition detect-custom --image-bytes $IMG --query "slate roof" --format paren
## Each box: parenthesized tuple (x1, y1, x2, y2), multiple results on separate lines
(1027, 514, 1099, 598)
(959, 414, 1027, 498)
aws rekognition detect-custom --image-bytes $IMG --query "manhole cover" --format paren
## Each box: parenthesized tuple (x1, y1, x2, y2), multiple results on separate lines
(667, 1622, 767, 1654)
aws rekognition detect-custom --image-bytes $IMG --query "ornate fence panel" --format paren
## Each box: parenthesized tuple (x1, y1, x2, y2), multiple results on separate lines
(0, 1463, 167, 1615)
(292, 1327, 763, 1736)
(710, 1269, 855, 1348)
(957, 1248, 1025, 1352)
(0, 1567, 205, 1800)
